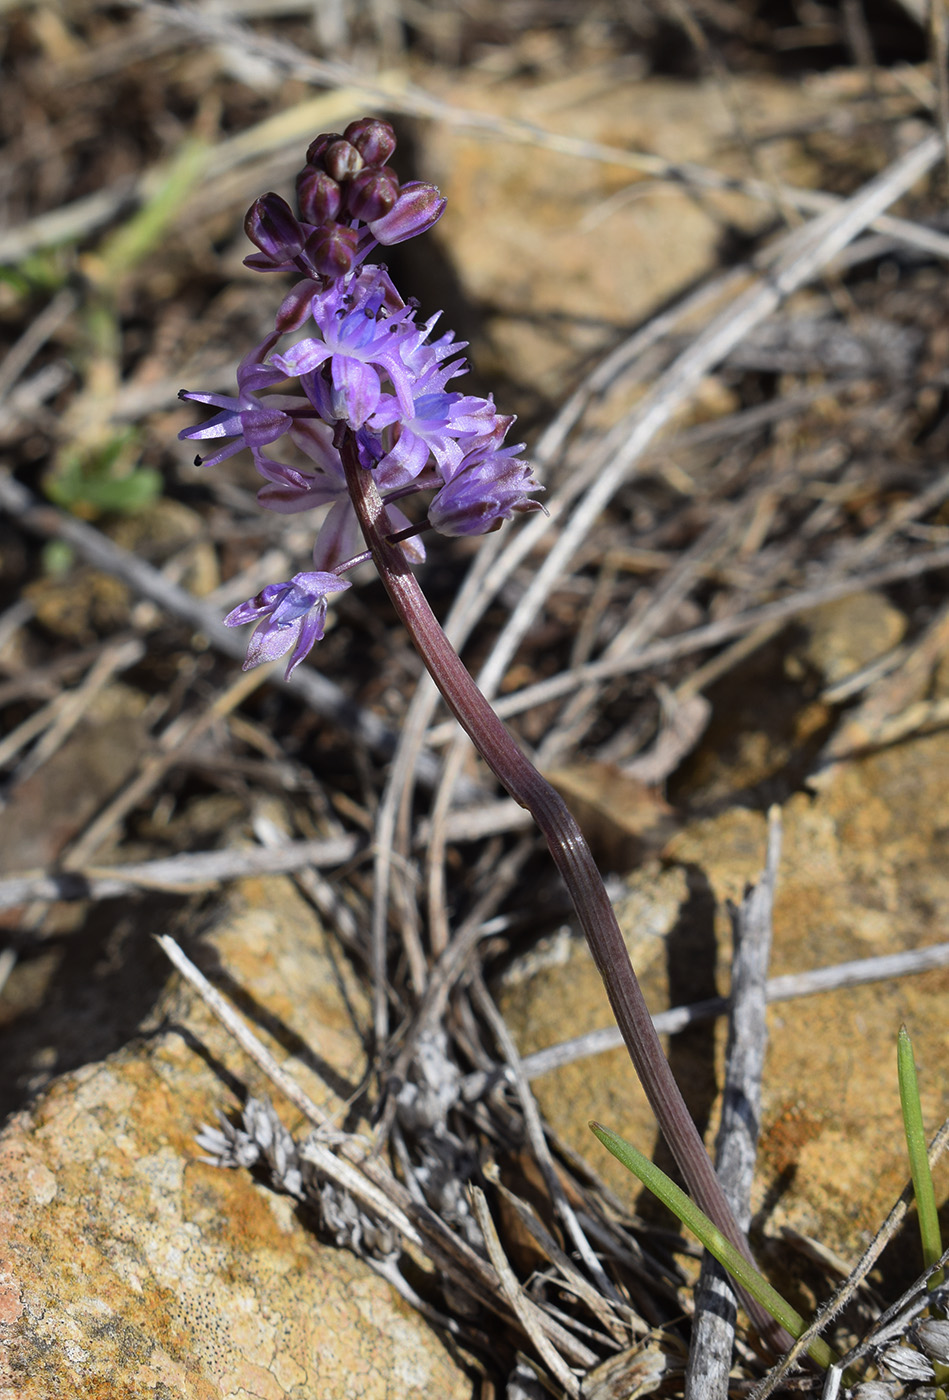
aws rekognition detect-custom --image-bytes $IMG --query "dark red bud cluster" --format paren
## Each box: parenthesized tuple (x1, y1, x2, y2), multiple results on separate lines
(244, 119, 445, 281)
(298, 120, 401, 231)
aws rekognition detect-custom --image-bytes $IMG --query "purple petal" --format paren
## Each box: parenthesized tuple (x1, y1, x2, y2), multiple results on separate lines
(242, 405, 292, 450)
(368, 181, 445, 245)
(275, 279, 321, 333)
(330, 355, 381, 428)
(285, 605, 327, 677)
(290, 419, 344, 477)
(375, 427, 431, 479)
(178, 390, 242, 415)
(244, 615, 303, 669)
(178, 408, 243, 442)
(189, 438, 249, 469)
(255, 458, 342, 515)
(272, 340, 331, 377)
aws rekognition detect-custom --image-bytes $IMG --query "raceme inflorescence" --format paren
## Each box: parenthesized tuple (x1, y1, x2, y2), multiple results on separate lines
(179, 118, 542, 678)
(179, 119, 779, 1349)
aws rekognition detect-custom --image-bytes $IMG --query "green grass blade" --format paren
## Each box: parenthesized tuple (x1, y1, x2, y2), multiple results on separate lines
(589, 1121, 837, 1370)
(898, 1025, 944, 1287)
(97, 139, 208, 281)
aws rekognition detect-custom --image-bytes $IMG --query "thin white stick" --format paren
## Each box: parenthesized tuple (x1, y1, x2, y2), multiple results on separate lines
(476, 942, 949, 1086)
(686, 809, 781, 1399)
(155, 934, 432, 1250)
(470, 1185, 583, 1398)
(156, 934, 335, 1130)
(428, 540, 949, 735)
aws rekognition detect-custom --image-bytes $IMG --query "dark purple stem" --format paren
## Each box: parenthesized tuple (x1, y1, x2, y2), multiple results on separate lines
(340, 433, 784, 1345)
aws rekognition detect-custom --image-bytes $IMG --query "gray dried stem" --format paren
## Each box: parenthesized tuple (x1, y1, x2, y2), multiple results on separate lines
(686, 808, 782, 1398)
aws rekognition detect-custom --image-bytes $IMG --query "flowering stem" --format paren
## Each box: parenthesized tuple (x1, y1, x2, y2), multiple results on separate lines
(340, 432, 782, 1344)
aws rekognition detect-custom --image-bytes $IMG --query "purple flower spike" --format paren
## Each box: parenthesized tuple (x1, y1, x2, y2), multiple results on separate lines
(224, 570, 350, 678)
(368, 181, 445, 245)
(427, 438, 544, 537)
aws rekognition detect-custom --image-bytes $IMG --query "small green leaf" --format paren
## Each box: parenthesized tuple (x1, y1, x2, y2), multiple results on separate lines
(44, 428, 162, 518)
(41, 540, 75, 576)
(97, 139, 208, 281)
(898, 1025, 944, 1287)
(589, 1121, 837, 1371)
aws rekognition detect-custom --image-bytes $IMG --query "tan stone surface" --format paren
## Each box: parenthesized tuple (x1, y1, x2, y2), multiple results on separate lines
(798, 590, 907, 687)
(0, 876, 469, 1400)
(501, 728, 949, 1265)
(418, 70, 838, 403)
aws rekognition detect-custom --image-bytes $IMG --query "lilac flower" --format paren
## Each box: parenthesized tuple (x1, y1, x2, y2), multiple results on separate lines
(271, 273, 419, 428)
(178, 123, 538, 665)
(255, 419, 426, 570)
(367, 181, 446, 246)
(255, 419, 346, 515)
(178, 333, 290, 469)
(427, 431, 543, 537)
(369, 390, 497, 481)
(224, 571, 351, 678)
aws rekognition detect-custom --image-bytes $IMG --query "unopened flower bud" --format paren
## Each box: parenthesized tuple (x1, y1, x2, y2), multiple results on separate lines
(324, 139, 363, 183)
(244, 193, 303, 265)
(305, 132, 344, 167)
(304, 224, 358, 280)
(347, 168, 399, 223)
(368, 180, 445, 245)
(297, 168, 342, 225)
(274, 278, 321, 332)
(343, 118, 397, 166)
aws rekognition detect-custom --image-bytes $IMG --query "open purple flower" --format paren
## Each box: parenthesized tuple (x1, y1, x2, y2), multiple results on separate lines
(224, 570, 351, 677)
(254, 419, 426, 571)
(427, 431, 543, 537)
(271, 273, 418, 427)
(178, 333, 290, 469)
(369, 390, 497, 481)
(254, 418, 346, 515)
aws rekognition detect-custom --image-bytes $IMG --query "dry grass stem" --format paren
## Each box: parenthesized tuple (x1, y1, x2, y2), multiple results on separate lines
(686, 808, 782, 1397)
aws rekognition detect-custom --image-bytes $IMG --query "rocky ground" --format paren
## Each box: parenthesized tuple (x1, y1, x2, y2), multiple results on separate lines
(2, 3, 949, 1397)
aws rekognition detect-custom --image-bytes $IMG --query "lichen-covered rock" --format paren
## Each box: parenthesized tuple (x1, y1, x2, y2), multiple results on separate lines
(0, 876, 469, 1400)
(501, 727, 949, 1267)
